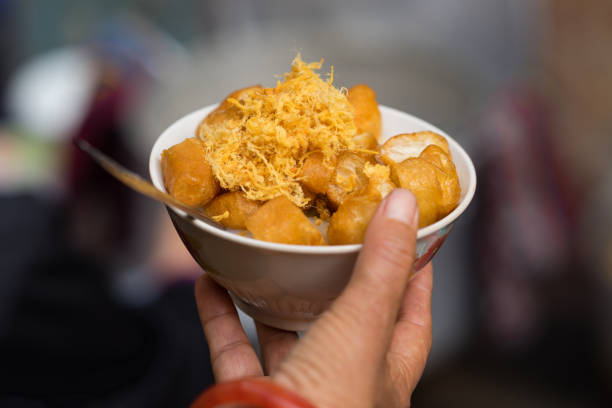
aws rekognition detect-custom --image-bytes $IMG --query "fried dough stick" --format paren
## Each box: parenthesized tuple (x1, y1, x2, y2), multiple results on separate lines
(246, 196, 326, 245)
(161, 138, 220, 207)
(204, 191, 261, 229)
(347, 84, 382, 148)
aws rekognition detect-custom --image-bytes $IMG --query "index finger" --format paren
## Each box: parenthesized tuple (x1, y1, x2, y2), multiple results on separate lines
(389, 262, 433, 393)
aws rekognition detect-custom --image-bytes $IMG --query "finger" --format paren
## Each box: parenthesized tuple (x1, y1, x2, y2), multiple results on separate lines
(255, 321, 299, 375)
(274, 189, 419, 405)
(195, 274, 263, 381)
(386, 262, 433, 404)
(394, 262, 433, 338)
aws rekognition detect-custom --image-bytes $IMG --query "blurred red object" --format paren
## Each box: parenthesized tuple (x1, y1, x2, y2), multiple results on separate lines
(191, 378, 316, 408)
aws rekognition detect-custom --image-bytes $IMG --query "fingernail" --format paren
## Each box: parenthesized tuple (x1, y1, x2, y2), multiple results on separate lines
(383, 189, 418, 226)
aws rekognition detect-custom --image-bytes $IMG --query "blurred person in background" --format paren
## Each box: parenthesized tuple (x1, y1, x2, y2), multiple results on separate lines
(0, 6, 212, 406)
(0, 0, 610, 407)
(465, 0, 611, 406)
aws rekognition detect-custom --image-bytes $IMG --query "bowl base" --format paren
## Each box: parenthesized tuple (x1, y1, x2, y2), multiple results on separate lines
(231, 295, 315, 332)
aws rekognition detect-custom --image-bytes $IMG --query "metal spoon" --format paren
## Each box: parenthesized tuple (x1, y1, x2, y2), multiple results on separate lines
(75, 139, 225, 229)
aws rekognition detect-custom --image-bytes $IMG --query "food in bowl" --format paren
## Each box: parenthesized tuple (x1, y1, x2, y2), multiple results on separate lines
(160, 55, 461, 245)
(150, 100, 476, 331)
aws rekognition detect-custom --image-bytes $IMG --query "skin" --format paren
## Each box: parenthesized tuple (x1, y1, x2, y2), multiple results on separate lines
(195, 189, 432, 407)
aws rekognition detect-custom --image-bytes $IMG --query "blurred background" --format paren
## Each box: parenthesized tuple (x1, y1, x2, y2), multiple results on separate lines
(1, 0, 611, 406)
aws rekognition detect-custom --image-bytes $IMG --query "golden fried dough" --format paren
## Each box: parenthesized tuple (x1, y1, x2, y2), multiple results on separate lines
(419, 144, 454, 173)
(352, 130, 379, 150)
(419, 145, 460, 215)
(380, 131, 450, 164)
(327, 195, 380, 245)
(313, 196, 332, 220)
(246, 196, 325, 245)
(326, 152, 369, 208)
(197, 85, 263, 133)
(300, 152, 335, 195)
(301, 187, 317, 206)
(204, 191, 261, 229)
(391, 158, 443, 228)
(161, 138, 220, 207)
(363, 163, 396, 200)
(347, 84, 382, 142)
(327, 163, 396, 244)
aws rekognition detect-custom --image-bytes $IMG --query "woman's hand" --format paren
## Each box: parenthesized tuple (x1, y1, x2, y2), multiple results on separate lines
(195, 189, 432, 407)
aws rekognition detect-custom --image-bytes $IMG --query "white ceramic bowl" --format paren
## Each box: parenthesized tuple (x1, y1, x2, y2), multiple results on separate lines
(150, 105, 476, 331)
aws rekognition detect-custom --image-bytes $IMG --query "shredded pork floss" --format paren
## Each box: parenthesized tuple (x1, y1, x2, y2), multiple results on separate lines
(198, 55, 357, 208)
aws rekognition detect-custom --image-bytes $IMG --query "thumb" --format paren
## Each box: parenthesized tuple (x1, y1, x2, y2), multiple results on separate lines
(274, 189, 419, 407)
(329, 188, 420, 349)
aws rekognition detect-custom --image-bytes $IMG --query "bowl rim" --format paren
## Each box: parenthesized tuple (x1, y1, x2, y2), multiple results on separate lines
(149, 104, 477, 254)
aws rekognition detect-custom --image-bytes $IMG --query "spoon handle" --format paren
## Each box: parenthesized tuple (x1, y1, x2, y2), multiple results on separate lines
(75, 139, 224, 229)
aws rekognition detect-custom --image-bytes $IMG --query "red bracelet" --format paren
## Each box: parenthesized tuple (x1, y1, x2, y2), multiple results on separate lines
(191, 378, 317, 408)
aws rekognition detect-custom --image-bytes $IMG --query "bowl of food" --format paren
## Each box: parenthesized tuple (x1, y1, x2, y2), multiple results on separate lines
(149, 56, 476, 331)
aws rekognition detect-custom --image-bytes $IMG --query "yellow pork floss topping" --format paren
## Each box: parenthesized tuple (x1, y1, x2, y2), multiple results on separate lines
(198, 55, 357, 207)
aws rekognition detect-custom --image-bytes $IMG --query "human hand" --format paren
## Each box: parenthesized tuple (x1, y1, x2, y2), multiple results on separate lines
(194, 189, 432, 407)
